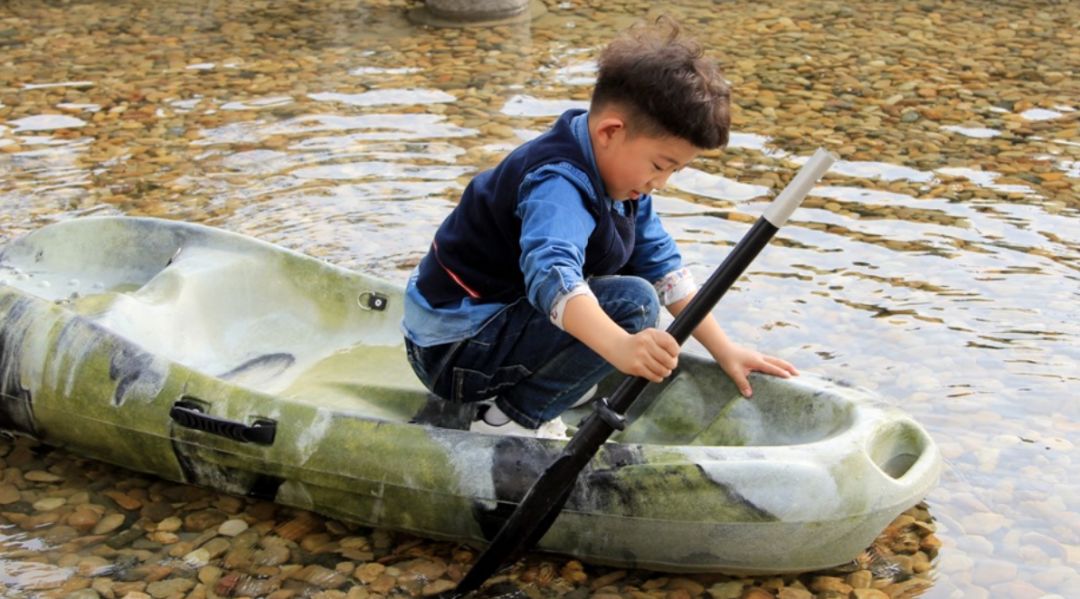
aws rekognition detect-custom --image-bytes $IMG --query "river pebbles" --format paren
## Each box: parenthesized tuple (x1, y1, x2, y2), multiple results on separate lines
(1, 0, 1078, 598)
(0, 437, 942, 599)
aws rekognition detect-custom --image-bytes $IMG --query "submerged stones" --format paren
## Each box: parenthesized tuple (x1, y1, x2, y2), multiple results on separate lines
(0, 436, 953, 599)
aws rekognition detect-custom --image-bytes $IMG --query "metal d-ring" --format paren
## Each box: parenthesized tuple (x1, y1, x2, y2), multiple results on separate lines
(357, 291, 388, 311)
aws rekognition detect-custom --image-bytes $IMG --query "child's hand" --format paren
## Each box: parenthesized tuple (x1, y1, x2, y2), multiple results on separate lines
(713, 343, 798, 398)
(609, 329, 680, 383)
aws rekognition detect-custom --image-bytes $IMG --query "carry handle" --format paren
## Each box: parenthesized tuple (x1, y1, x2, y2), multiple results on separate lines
(169, 398, 277, 446)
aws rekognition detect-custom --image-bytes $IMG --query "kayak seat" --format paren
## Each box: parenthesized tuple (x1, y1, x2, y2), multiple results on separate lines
(85, 245, 430, 421)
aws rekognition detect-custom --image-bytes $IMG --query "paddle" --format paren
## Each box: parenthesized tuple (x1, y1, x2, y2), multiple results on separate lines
(446, 148, 837, 598)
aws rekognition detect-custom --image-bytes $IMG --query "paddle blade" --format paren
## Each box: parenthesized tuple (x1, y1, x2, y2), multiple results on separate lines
(452, 420, 610, 596)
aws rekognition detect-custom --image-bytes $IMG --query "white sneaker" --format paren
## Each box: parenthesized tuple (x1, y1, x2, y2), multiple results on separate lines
(536, 416, 569, 439)
(570, 385, 599, 409)
(469, 410, 569, 440)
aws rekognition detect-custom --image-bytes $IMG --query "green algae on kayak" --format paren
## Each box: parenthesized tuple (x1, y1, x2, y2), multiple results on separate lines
(0, 216, 941, 574)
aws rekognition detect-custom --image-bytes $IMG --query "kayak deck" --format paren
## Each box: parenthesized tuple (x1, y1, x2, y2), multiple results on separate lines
(1, 218, 854, 446)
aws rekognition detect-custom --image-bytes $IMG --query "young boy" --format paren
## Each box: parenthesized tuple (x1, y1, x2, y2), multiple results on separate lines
(402, 19, 797, 438)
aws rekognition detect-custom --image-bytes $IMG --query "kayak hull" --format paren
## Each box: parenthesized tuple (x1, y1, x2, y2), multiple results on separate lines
(0, 217, 941, 573)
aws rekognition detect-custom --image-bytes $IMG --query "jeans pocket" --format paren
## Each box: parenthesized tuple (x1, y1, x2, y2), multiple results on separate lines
(452, 363, 531, 403)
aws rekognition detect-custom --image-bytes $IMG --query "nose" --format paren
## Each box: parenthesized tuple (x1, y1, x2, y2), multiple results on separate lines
(649, 171, 673, 191)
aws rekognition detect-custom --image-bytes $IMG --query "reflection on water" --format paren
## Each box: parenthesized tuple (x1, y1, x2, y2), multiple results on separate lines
(1, 0, 1078, 597)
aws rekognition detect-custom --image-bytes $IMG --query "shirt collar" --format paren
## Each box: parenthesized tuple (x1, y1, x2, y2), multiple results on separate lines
(569, 111, 609, 200)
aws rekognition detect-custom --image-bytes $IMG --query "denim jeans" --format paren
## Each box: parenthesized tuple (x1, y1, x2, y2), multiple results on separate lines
(404, 275, 660, 428)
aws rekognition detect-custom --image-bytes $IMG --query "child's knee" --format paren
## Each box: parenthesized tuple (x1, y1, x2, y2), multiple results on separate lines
(594, 276, 660, 333)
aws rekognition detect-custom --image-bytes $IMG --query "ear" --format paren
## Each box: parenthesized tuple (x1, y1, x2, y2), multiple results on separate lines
(593, 116, 626, 148)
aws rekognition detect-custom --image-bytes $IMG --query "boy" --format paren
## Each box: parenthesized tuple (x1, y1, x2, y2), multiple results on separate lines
(402, 18, 797, 438)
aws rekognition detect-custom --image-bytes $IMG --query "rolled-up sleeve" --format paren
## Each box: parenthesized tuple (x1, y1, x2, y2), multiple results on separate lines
(516, 165, 597, 318)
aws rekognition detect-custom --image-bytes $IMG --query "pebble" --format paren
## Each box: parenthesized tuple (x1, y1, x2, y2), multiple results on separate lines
(155, 516, 182, 533)
(354, 562, 386, 583)
(184, 548, 212, 568)
(93, 513, 127, 535)
(33, 497, 67, 511)
(218, 518, 249, 536)
(184, 509, 228, 532)
(24, 470, 64, 483)
(145, 578, 195, 598)
(0, 483, 22, 504)
(708, 582, 744, 599)
(103, 491, 142, 511)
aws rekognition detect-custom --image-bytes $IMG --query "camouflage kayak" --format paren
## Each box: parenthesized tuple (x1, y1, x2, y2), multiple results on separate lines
(0, 216, 941, 574)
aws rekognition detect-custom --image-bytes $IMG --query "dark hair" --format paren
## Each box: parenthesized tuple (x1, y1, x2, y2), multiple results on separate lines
(591, 17, 730, 149)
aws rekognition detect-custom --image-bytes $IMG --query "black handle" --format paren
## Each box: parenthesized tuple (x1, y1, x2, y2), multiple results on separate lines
(170, 398, 276, 446)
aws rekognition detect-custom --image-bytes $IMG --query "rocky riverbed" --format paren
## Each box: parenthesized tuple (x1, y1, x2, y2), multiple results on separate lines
(1, 437, 940, 599)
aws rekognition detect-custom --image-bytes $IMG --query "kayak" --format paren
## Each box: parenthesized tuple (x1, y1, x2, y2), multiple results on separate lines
(0, 216, 941, 574)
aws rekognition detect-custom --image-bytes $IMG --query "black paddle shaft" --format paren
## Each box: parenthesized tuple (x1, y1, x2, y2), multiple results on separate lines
(447, 216, 781, 597)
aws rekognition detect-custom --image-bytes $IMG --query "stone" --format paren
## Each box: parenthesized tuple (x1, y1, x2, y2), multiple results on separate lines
(708, 582, 744, 599)
(25, 470, 64, 483)
(145, 578, 195, 598)
(809, 577, 852, 595)
(0, 484, 21, 504)
(93, 513, 126, 535)
(354, 562, 386, 583)
(33, 497, 67, 511)
(960, 512, 1009, 536)
(155, 516, 182, 532)
(67, 506, 103, 531)
(668, 578, 706, 596)
(369, 574, 397, 594)
(776, 588, 812, 599)
(104, 491, 142, 511)
(139, 502, 173, 522)
(290, 564, 348, 589)
(419, 0, 535, 26)
(590, 571, 627, 590)
(76, 555, 112, 577)
(217, 518, 249, 536)
(201, 538, 231, 559)
(183, 509, 228, 532)
(197, 566, 222, 586)
(846, 570, 873, 589)
(398, 558, 448, 581)
(183, 548, 211, 568)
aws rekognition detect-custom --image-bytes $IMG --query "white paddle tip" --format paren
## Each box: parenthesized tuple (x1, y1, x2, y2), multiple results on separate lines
(763, 148, 837, 228)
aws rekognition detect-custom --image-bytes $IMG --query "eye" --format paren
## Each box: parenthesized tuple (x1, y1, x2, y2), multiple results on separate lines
(652, 163, 663, 171)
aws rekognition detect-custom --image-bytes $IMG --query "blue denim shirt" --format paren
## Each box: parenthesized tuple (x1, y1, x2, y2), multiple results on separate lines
(402, 111, 682, 346)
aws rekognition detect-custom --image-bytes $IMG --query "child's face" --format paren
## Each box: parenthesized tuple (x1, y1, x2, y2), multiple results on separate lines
(595, 123, 700, 202)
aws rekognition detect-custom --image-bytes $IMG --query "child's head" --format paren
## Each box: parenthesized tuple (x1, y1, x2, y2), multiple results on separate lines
(591, 17, 730, 150)
(588, 18, 730, 201)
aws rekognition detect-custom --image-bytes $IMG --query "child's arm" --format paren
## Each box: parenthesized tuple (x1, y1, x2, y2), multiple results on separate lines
(666, 291, 798, 397)
(562, 293, 679, 383)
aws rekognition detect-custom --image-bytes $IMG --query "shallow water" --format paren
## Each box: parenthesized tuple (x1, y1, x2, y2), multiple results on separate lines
(1, 0, 1077, 597)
